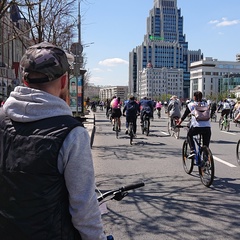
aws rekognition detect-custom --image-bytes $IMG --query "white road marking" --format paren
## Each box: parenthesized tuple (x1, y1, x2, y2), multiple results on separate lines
(220, 131, 236, 135)
(213, 156, 237, 167)
(161, 131, 169, 136)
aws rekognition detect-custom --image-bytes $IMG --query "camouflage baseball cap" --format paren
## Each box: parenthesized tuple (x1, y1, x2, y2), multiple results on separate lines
(20, 42, 70, 83)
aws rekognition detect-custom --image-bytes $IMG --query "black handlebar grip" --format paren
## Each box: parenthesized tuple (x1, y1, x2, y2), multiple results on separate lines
(120, 182, 145, 192)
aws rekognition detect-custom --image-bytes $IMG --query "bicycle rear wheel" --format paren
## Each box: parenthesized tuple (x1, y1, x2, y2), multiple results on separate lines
(146, 119, 150, 136)
(167, 121, 171, 135)
(198, 146, 214, 187)
(236, 139, 240, 165)
(129, 123, 134, 145)
(226, 121, 230, 132)
(175, 128, 180, 139)
(115, 120, 119, 139)
(182, 140, 194, 174)
(219, 119, 223, 130)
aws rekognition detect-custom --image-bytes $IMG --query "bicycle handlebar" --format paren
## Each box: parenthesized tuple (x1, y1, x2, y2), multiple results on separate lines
(97, 182, 145, 202)
(175, 125, 186, 128)
(120, 182, 145, 191)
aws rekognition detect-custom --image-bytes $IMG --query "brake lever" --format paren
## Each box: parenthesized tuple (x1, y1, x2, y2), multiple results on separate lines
(112, 191, 129, 201)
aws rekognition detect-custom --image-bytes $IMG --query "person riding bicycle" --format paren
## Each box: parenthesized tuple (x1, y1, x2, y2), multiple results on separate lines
(139, 97, 153, 125)
(168, 95, 181, 129)
(123, 96, 140, 136)
(217, 99, 231, 122)
(210, 100, 217, 119)
(155, 101, 162, 117)
(110, 96, 122, 131)
(177, 91, 211, 159)
(233, 100, 240, 122)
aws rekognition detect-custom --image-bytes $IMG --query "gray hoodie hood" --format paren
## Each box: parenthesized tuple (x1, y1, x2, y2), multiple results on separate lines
(3, 86, 72, 122)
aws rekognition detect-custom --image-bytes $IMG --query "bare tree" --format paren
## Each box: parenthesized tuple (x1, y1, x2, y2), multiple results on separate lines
(19, 0, 77, 49)
(0, 0, 14, 20)
(1, 0, 78, 50)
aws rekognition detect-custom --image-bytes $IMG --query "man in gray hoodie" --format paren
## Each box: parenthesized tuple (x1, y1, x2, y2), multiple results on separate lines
(0, 42, 106, 240)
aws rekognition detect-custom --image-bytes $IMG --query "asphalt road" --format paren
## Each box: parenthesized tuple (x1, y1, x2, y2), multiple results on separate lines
(91, 108, 240, 240)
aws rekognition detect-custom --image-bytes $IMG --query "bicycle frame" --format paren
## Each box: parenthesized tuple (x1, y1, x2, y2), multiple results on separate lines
(219, 114, 230, 131)
(182, 130, 214, 187)
(193, 135, 202, 166)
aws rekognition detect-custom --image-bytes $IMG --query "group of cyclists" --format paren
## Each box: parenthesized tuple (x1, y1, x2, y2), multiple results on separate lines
(107, 95, 154, 137)
(91, 92, 240, 159)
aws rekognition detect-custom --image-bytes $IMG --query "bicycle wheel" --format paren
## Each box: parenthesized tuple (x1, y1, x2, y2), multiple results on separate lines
(129, 124, 134, 145)
(167, 121, 171, 135)
(115, 120, 118, 139)
(219, 119, 223, 130)
(236, 139, 240, 165)
(146, 119, 150, 136)
(175, 127, 180, 139)
(226, 120, 230, 132)
(182, 140, 194, 174)
(198, 146, 214, 187)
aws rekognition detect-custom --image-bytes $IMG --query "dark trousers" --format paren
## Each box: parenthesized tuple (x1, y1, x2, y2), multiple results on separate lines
(221, 109, 230, 118)
(126, 115, 137, 134)
(187, 127, 211, 151)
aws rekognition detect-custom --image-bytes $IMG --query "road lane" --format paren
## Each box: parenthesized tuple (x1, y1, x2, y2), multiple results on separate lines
(91, 109, 240, 240)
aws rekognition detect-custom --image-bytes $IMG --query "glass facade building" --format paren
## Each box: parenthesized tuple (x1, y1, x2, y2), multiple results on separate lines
(129, 0, 203, 99)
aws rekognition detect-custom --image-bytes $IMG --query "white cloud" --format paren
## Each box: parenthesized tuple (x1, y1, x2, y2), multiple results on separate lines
(99, 58, 129, 67)
(92, 68, 103, 72)
(89, 76, 104, 84)
(209, 20, 219, 24)
(209, 17, 240, 27)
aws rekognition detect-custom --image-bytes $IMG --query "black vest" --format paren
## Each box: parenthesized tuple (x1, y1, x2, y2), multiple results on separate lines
(0, 110, 83, 240)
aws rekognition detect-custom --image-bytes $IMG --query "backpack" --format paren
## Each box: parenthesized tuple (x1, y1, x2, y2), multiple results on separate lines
(127, 104, 136, 115)
(194, 104, 210, 121)
(169, 100, 181, 118)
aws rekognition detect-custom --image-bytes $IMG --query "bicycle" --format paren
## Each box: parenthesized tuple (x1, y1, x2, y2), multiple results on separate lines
(97, 182, 145, 240)
(141, 113, 150, 136)
(181, 128, 214, 187)
(113, 117, 120, 139)
(128, 121, 134, 145)
(156, 108, 161, 119)
(210, 110, 217, 122)
(219, 113, 230, 131)
(168, 117, 180, 139)
(123, 114, 136, 145)
(236, 139, 240, 165)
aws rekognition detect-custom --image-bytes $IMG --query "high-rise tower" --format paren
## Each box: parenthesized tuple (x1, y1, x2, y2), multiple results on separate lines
(129, 0, 203, 99)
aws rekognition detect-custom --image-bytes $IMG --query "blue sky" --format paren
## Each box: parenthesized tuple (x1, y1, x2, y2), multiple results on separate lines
(79, 0, 240, 87)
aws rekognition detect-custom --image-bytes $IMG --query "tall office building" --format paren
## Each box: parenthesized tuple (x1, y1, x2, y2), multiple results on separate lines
(129, 0, 203, 99)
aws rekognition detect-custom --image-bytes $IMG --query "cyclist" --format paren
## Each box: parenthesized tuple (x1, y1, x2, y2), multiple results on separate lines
(91, 101, 97, 112)
(233, 100, 240, 122)
(155, 101, 162, 117)
(123, 96, 140, 136)
(217, 99, 231, 122)
(105, 98, 111, 118)
(210, 100, 217, 119)
(168, 95, 181, 129)
(110, 96, 122, 131)
(177, 91, 211, 158)
(139, 97, 153, 126)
